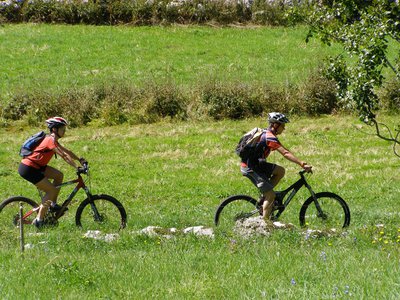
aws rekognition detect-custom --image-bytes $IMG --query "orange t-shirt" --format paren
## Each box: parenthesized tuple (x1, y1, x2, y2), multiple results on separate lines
(21, 136, 58, 169)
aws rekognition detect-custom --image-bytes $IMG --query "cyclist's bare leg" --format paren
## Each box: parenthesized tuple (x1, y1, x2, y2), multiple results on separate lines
(34, 167, 63, 221)
(270, 165, 285, 187)
(262, 189, 276, 220)
(35, 178, 59, 220)
(43, 166, 63, 204)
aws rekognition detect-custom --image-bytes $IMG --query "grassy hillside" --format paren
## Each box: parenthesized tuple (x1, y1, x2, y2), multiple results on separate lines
(0, 24, 339, 101)
(0, 116, 399, 298)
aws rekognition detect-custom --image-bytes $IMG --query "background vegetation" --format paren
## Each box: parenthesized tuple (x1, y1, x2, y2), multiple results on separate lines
(1, 116, 399, 298)
(1, 24, 398, 127)
(1, 2, 399, 297)
(0, 0, 307, 26)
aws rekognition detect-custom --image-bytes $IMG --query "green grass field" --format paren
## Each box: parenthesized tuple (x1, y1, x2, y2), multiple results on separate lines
(1, 115, 399, 298)
(0, 24, 340, 101)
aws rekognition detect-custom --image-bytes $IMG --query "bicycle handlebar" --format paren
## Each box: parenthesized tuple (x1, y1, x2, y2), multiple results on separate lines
(77, 162, 89, 175)
(299, 169, 313, 176)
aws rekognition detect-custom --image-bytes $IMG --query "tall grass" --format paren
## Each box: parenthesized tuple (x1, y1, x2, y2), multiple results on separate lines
(0, 116, 399, 298)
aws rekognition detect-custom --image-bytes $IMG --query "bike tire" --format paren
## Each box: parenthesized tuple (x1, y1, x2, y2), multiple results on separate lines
(214, 195, 260, 233)
(0, 196, 39, 228)
(75, 194, 127, 231)
(299, 192, 350, 229)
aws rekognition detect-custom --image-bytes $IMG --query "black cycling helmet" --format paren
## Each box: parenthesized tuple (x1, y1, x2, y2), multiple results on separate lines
(46, 116, 68, 129)
(267, 112, 290, 124)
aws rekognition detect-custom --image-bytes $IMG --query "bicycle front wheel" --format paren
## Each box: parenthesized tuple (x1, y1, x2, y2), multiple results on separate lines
(0, 196, 39, 229)
(75, 194, 127, 232)
(299, 192, 350, 229)
(214, 195, 260, 234)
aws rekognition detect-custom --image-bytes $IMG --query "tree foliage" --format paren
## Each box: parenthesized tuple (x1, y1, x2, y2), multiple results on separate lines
(306, 0, 400, 157)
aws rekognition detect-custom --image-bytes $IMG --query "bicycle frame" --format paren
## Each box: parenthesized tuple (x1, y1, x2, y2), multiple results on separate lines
(273, 171, 316, 219)
(32, 167, 91, 221)
(54, 174, 90, 216)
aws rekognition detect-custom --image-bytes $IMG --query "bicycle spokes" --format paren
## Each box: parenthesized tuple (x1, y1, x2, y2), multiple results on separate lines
(215, 196, 260, 234)
(89, 202, 104, 222)
(0, 203, 37, 228)
(234, 210, 259, 221)
(76, 196, 126, 232)
(300, 193, 350, 229)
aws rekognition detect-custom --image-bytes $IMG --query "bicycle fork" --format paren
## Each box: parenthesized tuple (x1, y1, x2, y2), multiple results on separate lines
(305, 183, 327, 220)
(85, 193, 103, 222)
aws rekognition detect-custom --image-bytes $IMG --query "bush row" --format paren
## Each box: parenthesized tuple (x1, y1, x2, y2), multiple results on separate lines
(0, 0, 309, 26)
(2, 69, 398, 128)
(0, 70, 340, 127)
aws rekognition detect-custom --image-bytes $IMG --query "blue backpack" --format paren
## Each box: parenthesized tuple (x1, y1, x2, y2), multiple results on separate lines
(19, 131, 46, 158)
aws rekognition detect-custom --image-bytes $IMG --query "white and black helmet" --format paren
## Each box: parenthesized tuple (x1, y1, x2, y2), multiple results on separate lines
(46, 116, 68, 129)
(268, 112, 290, 124)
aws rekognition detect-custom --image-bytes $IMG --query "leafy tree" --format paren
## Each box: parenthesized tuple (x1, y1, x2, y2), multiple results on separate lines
(306, 0, 400, 157)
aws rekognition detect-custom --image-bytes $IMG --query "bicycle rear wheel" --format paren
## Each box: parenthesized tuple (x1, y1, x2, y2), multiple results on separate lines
(299, 192, 350, 229)
(214, 195, 260, 234)
(0, 196, 39, 228)
(75, 194, 127, 232)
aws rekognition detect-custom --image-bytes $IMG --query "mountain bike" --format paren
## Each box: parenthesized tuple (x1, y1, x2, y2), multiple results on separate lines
(214, 170, 350, 232)
(0, 163, 127, 232)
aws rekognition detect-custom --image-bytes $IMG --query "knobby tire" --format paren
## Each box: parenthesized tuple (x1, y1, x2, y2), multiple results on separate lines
(299, 192, 350, 229)
(0, 196, 39, 227)
(75, 194, 127, 231)
(214, 195, 260, 234)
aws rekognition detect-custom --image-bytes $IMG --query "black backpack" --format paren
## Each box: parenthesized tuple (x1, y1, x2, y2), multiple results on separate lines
(235, 127, 266, 161)
(19, 131, 46, 158)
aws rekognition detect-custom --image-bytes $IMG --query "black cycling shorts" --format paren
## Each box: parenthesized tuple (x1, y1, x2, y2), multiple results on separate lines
(241, 162, 276, 193)
(18, 163, 46, 185)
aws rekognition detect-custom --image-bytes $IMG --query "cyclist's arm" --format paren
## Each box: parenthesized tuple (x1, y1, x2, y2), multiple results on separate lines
(276, 146, 311, 170)
(54, 144, 80, 169)
(57, 143, 80, 160)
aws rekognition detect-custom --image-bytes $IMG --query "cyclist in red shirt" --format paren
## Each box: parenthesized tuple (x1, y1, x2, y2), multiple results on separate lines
(240, 112, 312, 220)
(18, 117, 86, 228)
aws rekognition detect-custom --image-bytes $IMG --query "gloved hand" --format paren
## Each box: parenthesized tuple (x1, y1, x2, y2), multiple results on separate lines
(79, 157, 88, 166)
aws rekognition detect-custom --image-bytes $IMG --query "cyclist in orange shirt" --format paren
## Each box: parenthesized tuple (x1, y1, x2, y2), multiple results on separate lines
(18, 117, 87, 228)
(240, 112, 312, 220)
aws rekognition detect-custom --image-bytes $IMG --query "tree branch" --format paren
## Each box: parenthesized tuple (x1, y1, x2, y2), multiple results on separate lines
(393, 129, 400, 158)
(383, 56, 400, 79)
(371, 119, 400, 158)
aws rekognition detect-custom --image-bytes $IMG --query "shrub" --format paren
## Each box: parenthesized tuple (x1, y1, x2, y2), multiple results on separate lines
(0, 0, 23, 23)
(3, 87, 102, 127)
(201, 82, 263, 120)
(144, 82, 188, 120)
(131, 1, 154, 25)
(300, 70, 338, 115)
(2, 94, 30, 120)
(380, 79, 400, 113)
(0, 0, 309, 25)
(0, 73, 344, 127)
(258, 83, 299, 115)
(21, 0, 60, 23)
(251, 0, 308, 26)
